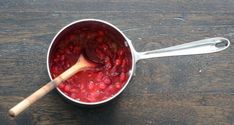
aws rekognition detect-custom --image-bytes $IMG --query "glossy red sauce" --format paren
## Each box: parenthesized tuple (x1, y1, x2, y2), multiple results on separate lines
(49, 24, 132, 102)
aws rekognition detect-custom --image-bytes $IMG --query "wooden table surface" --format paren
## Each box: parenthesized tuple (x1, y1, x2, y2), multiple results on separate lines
(0, 0, 234, 125)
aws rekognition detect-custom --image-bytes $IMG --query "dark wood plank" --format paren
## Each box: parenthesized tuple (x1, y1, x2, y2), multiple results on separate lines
(1, 0, 234, 13)
(1, 92, 233, 125)
(0, 0, 234, 125)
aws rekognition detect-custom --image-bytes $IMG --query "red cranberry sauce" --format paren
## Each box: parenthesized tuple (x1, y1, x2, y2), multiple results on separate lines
(49, 24, 132, 102)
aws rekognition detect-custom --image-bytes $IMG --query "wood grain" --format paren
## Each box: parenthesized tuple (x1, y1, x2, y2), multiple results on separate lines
(0, 0, 233, 125)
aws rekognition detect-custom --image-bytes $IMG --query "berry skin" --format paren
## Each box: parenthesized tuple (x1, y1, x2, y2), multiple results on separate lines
(98, 82, 107, 90)
(70, 93, 77, 99)
(115, 59, 122, 66)
(117, 49, 124, 56)
(87, 81, 95, 90)
(115, 82, 122, 89)
(64, 84, 71, 93)
(103, 76, 111, 85)
(58, 83, 65, 91)
(96, 72, 104, 82)
(120, 73, 127, 82)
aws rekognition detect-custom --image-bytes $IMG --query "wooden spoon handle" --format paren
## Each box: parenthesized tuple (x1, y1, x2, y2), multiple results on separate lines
(8, 78, 60, 117)
(9, 61, 86, 117)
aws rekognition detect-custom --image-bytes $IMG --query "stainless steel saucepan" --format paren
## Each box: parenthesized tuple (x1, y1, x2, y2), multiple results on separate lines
(47, 19, 230, 106)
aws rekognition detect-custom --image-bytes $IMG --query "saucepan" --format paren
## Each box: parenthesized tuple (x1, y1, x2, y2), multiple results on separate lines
(47, 19, 230, 106)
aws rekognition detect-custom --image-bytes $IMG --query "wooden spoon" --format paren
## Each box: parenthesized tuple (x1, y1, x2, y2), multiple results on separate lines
(9, 54, 95, 117)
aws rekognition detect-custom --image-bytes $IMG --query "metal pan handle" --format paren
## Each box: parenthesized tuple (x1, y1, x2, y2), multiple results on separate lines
(135, 37, 230, 61)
